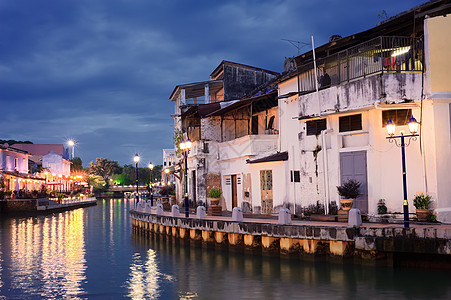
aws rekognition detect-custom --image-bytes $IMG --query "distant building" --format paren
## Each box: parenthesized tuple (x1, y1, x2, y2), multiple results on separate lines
(162, 149, 176, 184)
(0, 144, 45, 193)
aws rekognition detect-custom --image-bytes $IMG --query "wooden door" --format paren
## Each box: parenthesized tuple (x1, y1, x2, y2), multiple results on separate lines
(231, 175, 237, 208)
(260, 170, 273, 214)
(340, 151, 368, 213)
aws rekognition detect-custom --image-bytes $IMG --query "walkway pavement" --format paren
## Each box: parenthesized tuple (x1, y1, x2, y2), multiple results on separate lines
(139, 206, 451, 230)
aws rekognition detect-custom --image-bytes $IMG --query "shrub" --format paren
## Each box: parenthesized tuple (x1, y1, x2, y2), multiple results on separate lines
(377, 199, 387, 214)
(328, 201, 338, 215)
(413, 193, 431, 209)
(337, 179, 361, 199)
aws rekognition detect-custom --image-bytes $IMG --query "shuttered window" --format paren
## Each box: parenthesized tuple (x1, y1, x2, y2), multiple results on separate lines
(306, 119, 327, 135)
(382, 109, 412, 127)
(339, 114, 362, 132)
(290, 170, 301, 182)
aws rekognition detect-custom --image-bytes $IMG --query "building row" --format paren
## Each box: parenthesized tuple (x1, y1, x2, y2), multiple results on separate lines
(167, 1, 451, 221)
(0, 143, 78, 197)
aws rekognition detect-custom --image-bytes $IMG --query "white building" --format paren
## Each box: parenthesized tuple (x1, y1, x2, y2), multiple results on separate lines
(162, 149, 176, 184)
(275, 1, 451, 218)
(42, 151, 71, 176)
(0, 144, 45, 193)
(169, 1, 451, 222)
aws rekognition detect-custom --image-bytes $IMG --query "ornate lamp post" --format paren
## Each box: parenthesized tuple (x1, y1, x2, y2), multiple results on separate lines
(134, 154, 140, 204)
(179, 139, 192, 217)
(148, 162, 154, 206)
(386, 116, 420, 228)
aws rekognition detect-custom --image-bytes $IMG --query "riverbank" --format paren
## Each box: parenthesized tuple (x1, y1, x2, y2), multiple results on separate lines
(130, 207, 451, 269)
(0, 197, 97, 216)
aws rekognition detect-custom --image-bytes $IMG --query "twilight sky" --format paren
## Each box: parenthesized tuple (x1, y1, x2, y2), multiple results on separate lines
(0, 0, 425, 166)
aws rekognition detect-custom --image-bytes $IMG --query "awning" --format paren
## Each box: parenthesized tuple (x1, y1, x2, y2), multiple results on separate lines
(247, 151, 288, 164)
(205, 91, 278, 117)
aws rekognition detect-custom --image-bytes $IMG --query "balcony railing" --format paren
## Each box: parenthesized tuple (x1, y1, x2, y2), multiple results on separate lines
(297, 36, 423, 93)
(218, 135, 279, 161)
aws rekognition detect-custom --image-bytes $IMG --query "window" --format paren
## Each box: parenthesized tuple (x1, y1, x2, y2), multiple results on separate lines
(339, 114, 362, 132)
(164, 162, 167, 166)
(382, 109, 412, 127)
(306, 119, 327, 135)
(290, 170, 300, 182)
(251, 116, 258, 134)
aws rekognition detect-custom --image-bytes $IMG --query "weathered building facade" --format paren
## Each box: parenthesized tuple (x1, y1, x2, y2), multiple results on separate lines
(168, 1, 451, 222)
(170, 61, 280, 208)
(277, 0, 451, 219)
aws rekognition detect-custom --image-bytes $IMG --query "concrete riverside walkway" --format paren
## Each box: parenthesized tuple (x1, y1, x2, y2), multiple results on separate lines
(130, 205, 451, 269)
(134, 205, 451, 230)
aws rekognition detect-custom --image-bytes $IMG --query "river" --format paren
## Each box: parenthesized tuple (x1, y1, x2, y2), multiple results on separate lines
(1, 199, 450, 299)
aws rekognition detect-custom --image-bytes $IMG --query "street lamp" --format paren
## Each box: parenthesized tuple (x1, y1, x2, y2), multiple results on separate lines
(67, 140, 76, 160)
(134, 154, 140, 204)
(386, 116, 420, 228)
(148, 162, 154, 206)
(179, 139, 192, 217)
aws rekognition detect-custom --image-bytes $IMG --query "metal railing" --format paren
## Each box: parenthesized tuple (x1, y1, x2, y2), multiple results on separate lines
(297, 36, 423, 93)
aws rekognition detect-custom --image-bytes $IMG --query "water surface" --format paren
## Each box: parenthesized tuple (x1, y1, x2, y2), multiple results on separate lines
(1, 199, 450, 299)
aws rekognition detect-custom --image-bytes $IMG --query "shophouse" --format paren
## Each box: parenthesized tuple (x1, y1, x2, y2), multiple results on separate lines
(276, 0, 451, 219)
(170, 60, 279, 208)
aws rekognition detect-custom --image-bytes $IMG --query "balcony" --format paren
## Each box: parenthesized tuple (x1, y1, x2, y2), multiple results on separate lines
(297, 36, 424, 118)
(297, 36, 423, 93)
(218, 135, 279, 161)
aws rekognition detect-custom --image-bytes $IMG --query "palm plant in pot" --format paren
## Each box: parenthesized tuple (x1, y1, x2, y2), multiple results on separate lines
(413, 193, 431, 222)
(337, 179, 361, 211)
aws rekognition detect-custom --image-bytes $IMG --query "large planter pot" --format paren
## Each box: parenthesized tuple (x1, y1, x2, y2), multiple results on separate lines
(162, 196, 171, 211)
(208, 198, 222, 216)
(340, 199, 354, 211)
(416, 209, 430, 222)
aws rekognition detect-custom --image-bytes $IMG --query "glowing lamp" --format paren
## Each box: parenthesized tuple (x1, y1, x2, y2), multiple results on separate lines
(148, 162, 154, 170)
(386, 118, 395, 136)
(408, 116, 419, 134)
(185, 139, 192, 149)
(133, 154, 140, 163)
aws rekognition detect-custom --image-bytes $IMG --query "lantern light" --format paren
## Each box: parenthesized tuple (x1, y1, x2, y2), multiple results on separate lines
(386, 118, 396, 136)
(408, 116, 419, 134)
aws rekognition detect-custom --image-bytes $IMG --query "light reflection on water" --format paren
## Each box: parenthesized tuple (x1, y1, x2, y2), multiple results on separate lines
(3, 210, 86, 299)
(0, 199, 451, 299)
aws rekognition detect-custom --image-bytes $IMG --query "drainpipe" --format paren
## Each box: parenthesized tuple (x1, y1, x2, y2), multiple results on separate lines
(312, 36, 321, 117)
(321, 129, 330, 215)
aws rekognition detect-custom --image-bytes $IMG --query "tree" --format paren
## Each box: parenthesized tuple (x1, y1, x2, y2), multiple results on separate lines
(87, 175, 106, 191)
(71, 157, 84, 173)
(88, 158, 120, 181)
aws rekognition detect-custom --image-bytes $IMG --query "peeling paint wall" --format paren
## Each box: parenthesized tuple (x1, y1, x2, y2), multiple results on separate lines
(223, 65, 278, 100)
(299, 73, 423, 119)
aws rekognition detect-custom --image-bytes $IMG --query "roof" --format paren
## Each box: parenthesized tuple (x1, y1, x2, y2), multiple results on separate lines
(0, 170, 45, 181)
(0, 144, 29, 155)
(247, 151, 288, 164)
(181, 90, 278, 119)
(294, 0, 451, 66)
(210, 60, 280, 80)
(169, 80, 223, 101)
(10, 144, 65, 156)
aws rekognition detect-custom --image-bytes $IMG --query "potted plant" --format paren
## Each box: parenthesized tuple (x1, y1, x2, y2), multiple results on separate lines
(337, 179, 361, 211)
(413, 193, 431, 222)
(208, 187, 222, 216)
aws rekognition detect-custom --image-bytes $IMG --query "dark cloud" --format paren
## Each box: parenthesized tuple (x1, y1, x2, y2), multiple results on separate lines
(0, 0, 425, 166)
